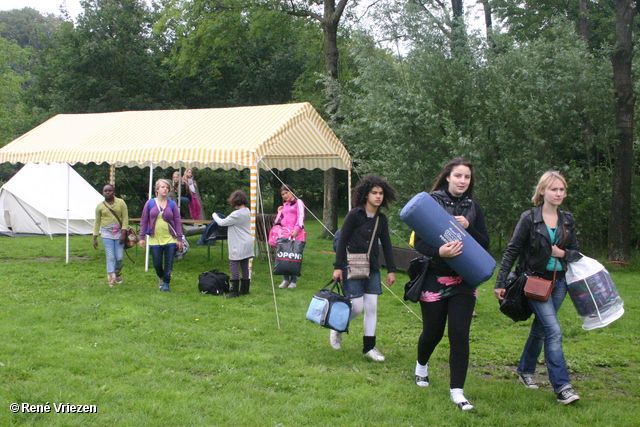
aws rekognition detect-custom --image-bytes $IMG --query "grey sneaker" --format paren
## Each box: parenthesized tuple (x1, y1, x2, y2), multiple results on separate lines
(278, 280, 290, 289)
(557, 388, 580, 405)
(518, 374, 539, 389)
(288, 282, 297, 288)
(364, 348, 385, 362)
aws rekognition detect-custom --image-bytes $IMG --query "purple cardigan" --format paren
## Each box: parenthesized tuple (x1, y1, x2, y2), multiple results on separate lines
(139, 198, 183, 239)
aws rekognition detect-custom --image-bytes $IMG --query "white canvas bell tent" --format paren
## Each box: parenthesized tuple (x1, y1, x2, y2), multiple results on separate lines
(0, 163, 103, 236)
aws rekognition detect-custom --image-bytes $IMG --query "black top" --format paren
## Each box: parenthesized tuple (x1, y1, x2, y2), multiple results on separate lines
(334, 206, 396, 273)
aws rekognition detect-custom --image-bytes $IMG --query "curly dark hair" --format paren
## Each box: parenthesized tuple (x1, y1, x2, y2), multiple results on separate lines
(430, 157, 475, 198)
(228, 190, 249, 207)
(352, 174, 396, 209)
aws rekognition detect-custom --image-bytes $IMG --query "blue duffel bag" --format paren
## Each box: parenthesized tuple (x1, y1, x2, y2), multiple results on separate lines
(306, 280, 352, 333)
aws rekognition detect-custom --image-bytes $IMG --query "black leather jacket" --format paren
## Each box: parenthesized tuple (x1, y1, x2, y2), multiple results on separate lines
(495, 205, 581, 289)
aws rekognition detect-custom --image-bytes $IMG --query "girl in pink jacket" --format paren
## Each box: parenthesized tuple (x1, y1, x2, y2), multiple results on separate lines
(276, 184, 306, 288)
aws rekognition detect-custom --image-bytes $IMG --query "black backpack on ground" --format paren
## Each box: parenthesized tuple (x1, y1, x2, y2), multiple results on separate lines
(198, 269, 230, 295)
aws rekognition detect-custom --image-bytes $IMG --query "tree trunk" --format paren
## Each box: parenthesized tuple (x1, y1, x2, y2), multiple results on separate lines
(322, 168, 339, 236)
(481, 0, 492, 37)
(608, 0, 635, 261)
(579, 0, 589, 41)
(320, 1, 345, 234)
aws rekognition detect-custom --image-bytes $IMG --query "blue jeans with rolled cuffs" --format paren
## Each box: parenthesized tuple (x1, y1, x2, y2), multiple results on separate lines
(150, 244, 177, 284)
(102, 237, 124, 274)
(518, 278, 572, 393)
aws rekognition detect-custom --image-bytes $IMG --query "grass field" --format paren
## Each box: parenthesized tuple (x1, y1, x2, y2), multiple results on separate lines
(1, 220, 639, 426)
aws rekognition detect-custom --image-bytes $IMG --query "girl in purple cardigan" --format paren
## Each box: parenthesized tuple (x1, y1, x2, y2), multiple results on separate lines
(276, 184, 306, 289)
(139, 179, 183, 292)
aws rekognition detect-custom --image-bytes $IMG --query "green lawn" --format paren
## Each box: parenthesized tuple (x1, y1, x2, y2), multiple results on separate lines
(1, 221, 638, 426)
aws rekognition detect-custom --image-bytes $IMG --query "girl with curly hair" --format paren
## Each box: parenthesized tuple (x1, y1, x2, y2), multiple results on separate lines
(332, 174, 397, 361)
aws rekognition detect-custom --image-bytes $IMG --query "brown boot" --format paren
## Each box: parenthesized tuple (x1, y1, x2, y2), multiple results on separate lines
(114, 269, 123, 284)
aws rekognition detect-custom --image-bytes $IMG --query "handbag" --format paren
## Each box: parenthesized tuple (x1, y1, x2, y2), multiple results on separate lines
(305, 279, 352, 332)
(524, 254, 559, 302)
(346, 216, 379, 280)
(499, 271, 532, 321)
(273, 238, 306, 276)
(103, 202, 138, 249)
(523, 225, 566, 302)
(404, 256, 429, 302)
(524, 275, 554, 301)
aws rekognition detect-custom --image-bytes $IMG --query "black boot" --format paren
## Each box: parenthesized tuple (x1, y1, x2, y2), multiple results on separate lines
(226, 279, 240, 298)
(240, 279, 251, 295)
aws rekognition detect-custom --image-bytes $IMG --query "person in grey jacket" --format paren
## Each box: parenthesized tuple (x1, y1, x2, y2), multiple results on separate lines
(494, 171, 582, 405)
(212, 190, 254, 298)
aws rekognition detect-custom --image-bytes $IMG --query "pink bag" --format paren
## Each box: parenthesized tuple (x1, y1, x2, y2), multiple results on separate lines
(268, 225, 306, 247)
(268, 225, 291, 247)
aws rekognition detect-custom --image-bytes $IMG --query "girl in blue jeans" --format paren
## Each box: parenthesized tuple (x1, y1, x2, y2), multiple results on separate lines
(495, 171, 582, 405)
(139, 179, 183, 292)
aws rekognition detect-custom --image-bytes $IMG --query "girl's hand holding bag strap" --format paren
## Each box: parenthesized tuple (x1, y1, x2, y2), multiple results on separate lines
(346, 216, 379, 280)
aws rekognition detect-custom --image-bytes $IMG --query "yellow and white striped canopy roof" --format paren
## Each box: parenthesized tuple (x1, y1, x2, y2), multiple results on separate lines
(0, 102, 351, 171)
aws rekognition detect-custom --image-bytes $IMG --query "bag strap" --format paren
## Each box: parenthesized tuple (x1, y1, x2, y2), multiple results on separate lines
(345, 215, 380, 257)
(322, 279, 344, 296)
(366, 216, 380, 256)
(103, 201, 123, 228)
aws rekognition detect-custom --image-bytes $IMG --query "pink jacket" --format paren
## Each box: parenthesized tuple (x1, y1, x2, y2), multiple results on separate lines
(275, 198, 305, 238)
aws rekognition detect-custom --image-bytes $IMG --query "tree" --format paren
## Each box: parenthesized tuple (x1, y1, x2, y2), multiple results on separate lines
(0, 8, 64, 51)
(33, 0, 170, 113)
(608, 0, 635, 261)
(156, 2, 320, 108)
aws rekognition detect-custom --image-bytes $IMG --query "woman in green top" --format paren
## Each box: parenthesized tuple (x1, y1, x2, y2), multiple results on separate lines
(93, 184, 129, 287)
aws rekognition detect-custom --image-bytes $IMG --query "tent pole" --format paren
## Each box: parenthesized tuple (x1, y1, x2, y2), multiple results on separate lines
(249, 161, 258, 276)
(109, 165, 115, 186)
(66, 163, 70, 264)
(348, 167, 352, 211)
(145, 167, 153, 272)
(177, 167, 182, 208)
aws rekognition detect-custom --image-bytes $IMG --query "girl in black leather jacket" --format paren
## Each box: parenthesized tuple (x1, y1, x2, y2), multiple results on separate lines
(412, 157, 490, 411)
(494, 171, 582, 405)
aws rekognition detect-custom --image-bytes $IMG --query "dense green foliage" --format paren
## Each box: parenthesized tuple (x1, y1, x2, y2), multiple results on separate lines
(0, 0, 638, 251)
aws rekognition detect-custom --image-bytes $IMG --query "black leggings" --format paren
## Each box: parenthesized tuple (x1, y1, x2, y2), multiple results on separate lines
(417, 293, 476, 389)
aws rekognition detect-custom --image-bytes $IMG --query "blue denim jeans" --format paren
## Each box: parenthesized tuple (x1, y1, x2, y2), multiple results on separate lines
(150, 244, 177, 284)
(102, 237, 124, 274)
(518, 278, 571, 393)
(283, 275, 298, 284)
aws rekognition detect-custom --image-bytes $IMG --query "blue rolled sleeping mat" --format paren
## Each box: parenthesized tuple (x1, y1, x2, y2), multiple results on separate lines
(400, 192, 496, 287)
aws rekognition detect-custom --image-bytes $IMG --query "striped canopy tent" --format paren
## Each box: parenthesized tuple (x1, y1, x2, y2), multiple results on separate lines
(0, 102, 352, 262)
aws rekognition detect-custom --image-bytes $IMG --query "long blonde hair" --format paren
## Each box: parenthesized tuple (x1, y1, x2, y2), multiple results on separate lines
(532, 171, 567, 206)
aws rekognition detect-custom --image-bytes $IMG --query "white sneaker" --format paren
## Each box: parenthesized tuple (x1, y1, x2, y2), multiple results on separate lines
(288, 282, 297, 288)
(278, 280, 290, 288)
(364, 348, 385, 361)
(330, 330, 342, 350)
